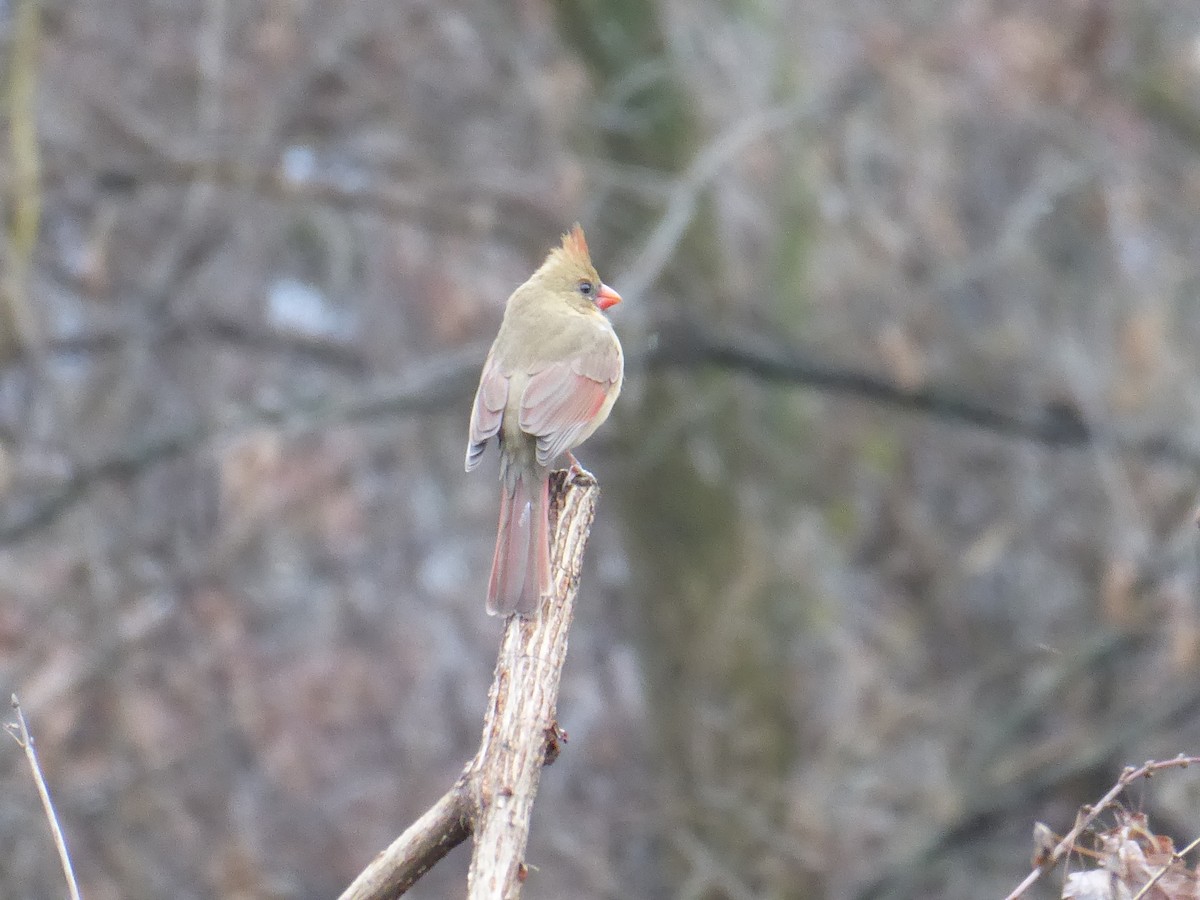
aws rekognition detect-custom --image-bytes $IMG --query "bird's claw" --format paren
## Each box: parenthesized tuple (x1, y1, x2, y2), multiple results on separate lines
(563, 451, 593, 484)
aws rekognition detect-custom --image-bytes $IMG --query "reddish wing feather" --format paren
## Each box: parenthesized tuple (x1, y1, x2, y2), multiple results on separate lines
(522, 368, 607, 465)
(519, 340, 621, 466)
(466, 350, 509, 471)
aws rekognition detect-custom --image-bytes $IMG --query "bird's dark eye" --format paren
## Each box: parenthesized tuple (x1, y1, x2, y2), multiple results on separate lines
(578, 281, 594, 297)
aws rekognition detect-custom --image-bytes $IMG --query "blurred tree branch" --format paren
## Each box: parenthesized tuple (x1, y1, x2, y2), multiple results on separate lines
(70, 71, 875, 266)
(615, 97, 848, 301)
(29, 318, 370, 374)
(5, 318, 1200, 544)
(338, 469, 596, 900)
(0, 343, 481, 542)
(648, 317, 1200, 469)
(58, 87, 566, 241)
(1, 0, 44, 359)
(855, 633, 1200, 900)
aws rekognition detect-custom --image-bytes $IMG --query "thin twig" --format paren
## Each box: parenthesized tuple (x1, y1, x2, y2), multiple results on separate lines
(6, 694, 83, 900)
(616, 73, 871, 301)
(1004, 755, 1200, 899)
(337, 778, 472, 900)
(1129, 832, 1200, 900)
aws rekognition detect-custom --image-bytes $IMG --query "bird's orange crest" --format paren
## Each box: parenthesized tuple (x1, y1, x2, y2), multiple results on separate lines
(561, 224, 591, 266)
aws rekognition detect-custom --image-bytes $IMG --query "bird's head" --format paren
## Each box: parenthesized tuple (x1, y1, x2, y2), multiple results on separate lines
(533, 224, 622, 315)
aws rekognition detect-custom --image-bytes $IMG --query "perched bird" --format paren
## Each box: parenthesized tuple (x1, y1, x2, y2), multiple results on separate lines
(466, 225, 624, 616)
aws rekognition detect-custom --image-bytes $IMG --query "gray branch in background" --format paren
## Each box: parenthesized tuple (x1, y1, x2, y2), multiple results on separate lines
(3, 315, 1199, 545)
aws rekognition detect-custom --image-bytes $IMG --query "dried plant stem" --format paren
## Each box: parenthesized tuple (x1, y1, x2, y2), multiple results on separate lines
(1130, 832, 1200, 900)
(6, 694, 82, 900)
(1005, 755, 1200, 899)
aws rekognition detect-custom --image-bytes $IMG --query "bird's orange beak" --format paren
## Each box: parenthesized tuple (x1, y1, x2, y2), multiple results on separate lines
(596, 283, 622, 311)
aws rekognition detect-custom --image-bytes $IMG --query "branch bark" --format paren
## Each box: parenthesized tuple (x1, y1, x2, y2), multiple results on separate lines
(338, 468, 598, 900)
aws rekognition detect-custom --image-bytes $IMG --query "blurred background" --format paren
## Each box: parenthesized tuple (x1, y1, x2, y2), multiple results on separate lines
(4, 0, 1200, 898)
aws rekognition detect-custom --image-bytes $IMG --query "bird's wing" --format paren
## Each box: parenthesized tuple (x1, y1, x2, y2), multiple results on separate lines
(465, 346, 509, 471)
(520, 339, 622, 467)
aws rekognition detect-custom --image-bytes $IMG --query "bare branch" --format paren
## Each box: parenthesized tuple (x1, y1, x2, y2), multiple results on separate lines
(616, 73, 873, 301)
(54, 90, 564, 242)
(465, 469, 597, 898)
(1130, 831, 1200, 900)
(7, 317, 1200, 545)
(6, 695, 82, 900)
(648, 319, 1200, 471)
(337, 778, 472, 900)
(0, 345, 483, 543)
(337, 470, 599, 899)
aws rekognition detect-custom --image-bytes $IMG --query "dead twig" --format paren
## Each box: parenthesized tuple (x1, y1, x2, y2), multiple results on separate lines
(1004, 755, 1200, 899)
(335, 777, 473, 898)
(1130, 832, 1200, 900)
(6, 694, 83, 900)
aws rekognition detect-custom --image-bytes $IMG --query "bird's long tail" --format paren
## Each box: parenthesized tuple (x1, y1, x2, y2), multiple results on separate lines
(487, 466, 551, 616)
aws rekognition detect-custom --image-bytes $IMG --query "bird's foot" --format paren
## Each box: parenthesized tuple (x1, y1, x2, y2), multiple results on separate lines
(565, 451, 587, 480)
(560, 451, 594, 485)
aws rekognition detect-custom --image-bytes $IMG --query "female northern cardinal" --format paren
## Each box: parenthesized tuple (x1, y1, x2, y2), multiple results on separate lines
(466, 225, 623, 616)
